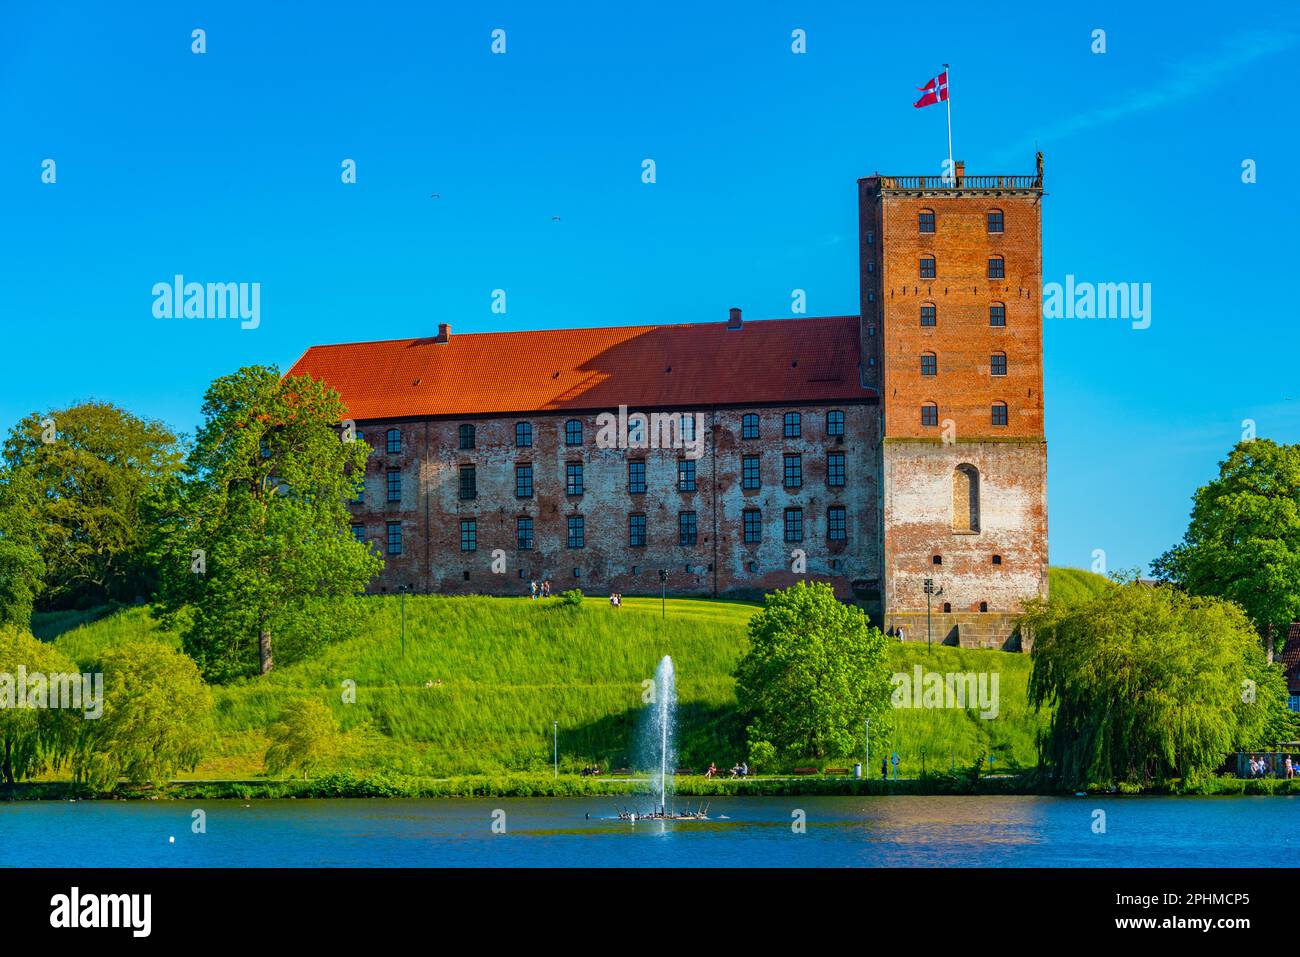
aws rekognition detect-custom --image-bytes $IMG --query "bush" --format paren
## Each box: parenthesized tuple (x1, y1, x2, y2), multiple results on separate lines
(558, 589, 584, 607)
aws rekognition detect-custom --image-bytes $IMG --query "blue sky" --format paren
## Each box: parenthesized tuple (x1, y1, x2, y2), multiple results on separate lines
(2, 1, 1296, 573)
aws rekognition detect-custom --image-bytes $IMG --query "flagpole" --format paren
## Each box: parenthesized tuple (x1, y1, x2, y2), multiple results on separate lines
(944, 63, 953, 184)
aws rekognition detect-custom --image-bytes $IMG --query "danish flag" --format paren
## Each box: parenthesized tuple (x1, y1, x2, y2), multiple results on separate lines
(913, 70, 949, 108)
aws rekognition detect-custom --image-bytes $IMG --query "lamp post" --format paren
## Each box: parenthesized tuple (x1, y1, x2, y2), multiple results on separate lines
(658, 569, 667, 620)
(553, 720, 558, 779)
(923, 578, 943, 653)
(399, 584, 411, 657)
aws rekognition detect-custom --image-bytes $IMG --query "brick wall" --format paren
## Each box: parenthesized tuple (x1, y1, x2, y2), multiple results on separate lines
(347, 402, 879, 598)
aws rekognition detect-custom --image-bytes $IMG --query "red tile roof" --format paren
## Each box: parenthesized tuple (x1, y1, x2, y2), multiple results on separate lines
(286, 316, 873, 421)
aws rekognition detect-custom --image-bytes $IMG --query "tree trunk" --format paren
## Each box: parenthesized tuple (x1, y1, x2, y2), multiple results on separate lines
(259, 626, 273, 674)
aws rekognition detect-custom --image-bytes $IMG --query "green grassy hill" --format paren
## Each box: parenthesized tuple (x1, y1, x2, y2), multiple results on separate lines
(32, 608, 1018, 781)
(31, 570, 1103, 781)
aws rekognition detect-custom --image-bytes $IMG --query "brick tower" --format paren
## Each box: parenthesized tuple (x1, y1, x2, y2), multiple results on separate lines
(858, 156, 1048, 649)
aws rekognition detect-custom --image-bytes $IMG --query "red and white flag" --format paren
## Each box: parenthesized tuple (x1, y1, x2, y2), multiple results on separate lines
(913, 71, 949, 109)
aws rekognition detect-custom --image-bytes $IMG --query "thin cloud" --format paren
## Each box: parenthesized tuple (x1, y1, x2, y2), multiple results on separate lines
(995, 30, 1299, 161)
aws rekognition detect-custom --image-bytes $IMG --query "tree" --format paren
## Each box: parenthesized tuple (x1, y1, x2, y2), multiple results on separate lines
(1153, 439, 1300, 657)
(0, 402, 183, 609)
(0, 625, 79, 783)
(158, 366, 382, 681)
(0, 468, 45, 627)
(264, 699, 340, 779)
(734, 581, 892, 762)
(71, 639, 213, 790)
(1023, 582, 1295, 789)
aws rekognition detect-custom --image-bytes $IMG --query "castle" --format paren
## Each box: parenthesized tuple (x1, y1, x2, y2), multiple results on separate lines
(289, 158, 1048, 649)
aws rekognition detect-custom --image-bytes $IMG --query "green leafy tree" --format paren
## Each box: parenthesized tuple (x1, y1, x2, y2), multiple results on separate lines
(1023, 582, 1294, 789)
(0, 468, 45, 627)
(734, 581, 892, 762)
(1153, 439, 1300, 656)
(72, 639, 213, 790)
(0, 625, 79, 783)
(158, 366, 382, 681)
(264, 698, 340, 779)
(0, 402, 183, 609)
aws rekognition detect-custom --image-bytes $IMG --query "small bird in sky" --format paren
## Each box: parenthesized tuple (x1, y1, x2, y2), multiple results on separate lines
(430, 193, 440, 199)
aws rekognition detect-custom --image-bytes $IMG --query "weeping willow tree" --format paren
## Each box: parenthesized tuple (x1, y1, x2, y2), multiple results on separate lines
(1023, 582, 1294, 789)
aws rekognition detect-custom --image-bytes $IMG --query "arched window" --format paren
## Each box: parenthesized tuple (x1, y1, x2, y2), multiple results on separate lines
(987, 256, 1005, 279)
(921, 403, 938, 427)
(952, 464, 980, 533)
(989, 302, 1006, 327)
(920, 352, 937, 376)
(987, 209, 1004, 233)
(992, 402, 1008, 427)
(990, 352, 1007, 377)
(920, 302, 937, 327)
(918, 209, 935, 233)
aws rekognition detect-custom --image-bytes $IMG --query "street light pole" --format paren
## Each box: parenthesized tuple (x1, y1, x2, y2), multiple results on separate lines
(923, 578, 943, 653)
(553, 720, 558, 778)
(659, 569, 667, 620)
(400, 584, 409, 658)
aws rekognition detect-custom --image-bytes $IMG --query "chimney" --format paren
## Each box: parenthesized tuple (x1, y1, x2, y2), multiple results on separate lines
(434, 323, 451, 344)
(727, 307, 742, 330)
(954, 160, 965, 186)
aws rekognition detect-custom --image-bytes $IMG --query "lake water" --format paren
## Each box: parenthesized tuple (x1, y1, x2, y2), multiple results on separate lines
(3, 795, 1295, 867)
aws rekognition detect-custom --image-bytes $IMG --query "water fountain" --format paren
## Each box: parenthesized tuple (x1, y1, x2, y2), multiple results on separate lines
(618, 655, 709, 822)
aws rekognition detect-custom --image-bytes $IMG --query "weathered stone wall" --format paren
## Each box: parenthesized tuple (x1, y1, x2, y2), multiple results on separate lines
(348, 402, 878, 598)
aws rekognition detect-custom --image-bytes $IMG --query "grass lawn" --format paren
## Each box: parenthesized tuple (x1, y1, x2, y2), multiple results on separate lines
(32, 568, 1106, 782)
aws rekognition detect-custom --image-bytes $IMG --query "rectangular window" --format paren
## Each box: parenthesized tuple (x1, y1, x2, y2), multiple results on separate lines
(783, 412, 801, 438)
(783, 453, 802, 489)
(920, 304, 936, 327)
(990, 303, 1006, 327)
(922, 405, 939, 427)
(515, 463, 533, 498)
(992, 403, 1008, 426)
(921, 354, 937, 376)
(351, 524, 366, 544)
(742, 413, 759, 440)
(565, 420, 582, 446)
(516, 517, 533, 550)
(566, 461, 583, 496)
(386, 469, 401, 503)
(629, 513, 646, 547)
(459, 465, 476, 500)
(460, 519, 477, 552)
(567, 515, 585, 549)
(386, 521, 402, 555)
(353, 477, 365, 504)
(680, 414, 696, 443)
(919, 257, 936, 279)
(827, 410, 844, 437)
(386, 428, 401, 455)
(991, 354, 1007, 377)
(678, 511, 697, 546)
(742, 454, 761, 490)
(458, 424, 475, 450)
(678, 459, 696, 492)
(515, 422, 532, 447)
(827, 452, 845, 487)
(918, 210, 935, 233)
(628, 460, 647, 494)
(743, 509, 762, 544)
(988, 257, 1005, 279)
(828, 506, 847, 541)
(987, 210, 1004, 233)
(784, 508, 803, 543)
